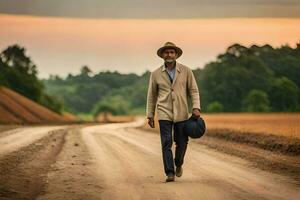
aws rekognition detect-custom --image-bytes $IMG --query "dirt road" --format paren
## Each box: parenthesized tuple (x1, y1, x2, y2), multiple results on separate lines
(0, 118, 299, 200)
(0, 126, 67, 156)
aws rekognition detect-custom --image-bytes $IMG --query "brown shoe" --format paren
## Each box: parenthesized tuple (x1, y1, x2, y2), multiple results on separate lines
(165, 174, 175, 182)
(175, 166, 183, 177)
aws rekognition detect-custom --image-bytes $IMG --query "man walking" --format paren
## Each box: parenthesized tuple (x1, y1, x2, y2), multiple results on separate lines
(146, 42, 201, 182)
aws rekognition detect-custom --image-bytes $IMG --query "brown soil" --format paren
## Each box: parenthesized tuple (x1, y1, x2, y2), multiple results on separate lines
(0, 86, 80, 124)
(205, 128, 300, 156)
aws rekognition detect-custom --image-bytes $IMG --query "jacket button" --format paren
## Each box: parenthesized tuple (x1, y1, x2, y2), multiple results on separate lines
(171, 88, 174, 91)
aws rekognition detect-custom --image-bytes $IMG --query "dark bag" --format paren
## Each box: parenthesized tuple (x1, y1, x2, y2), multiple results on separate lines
(183, 115, 206, 139)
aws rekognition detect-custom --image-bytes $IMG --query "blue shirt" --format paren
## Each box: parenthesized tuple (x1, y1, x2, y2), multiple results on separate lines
(164, 63, 176, 82)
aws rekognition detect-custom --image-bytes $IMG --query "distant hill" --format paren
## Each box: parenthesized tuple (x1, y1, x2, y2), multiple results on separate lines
(0, 86, 81, 124)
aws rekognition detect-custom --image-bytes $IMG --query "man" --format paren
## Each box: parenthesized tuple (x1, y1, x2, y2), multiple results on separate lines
(146, 42, 201, 182)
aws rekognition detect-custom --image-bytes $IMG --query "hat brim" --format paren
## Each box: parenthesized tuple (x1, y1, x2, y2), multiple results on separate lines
(157, 46, 183, 58)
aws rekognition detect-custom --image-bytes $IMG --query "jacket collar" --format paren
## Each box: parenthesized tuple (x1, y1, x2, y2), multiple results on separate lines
(161, 61, 181, 73)
(161, 61, 181, 86)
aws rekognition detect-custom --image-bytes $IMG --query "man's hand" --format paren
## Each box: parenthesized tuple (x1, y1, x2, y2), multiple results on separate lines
(192, 108, 201, 119)
(147, 117, 155, 128)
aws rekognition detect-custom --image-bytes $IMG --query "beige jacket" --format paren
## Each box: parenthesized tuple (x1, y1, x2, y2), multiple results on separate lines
(146, 62, 201, 122)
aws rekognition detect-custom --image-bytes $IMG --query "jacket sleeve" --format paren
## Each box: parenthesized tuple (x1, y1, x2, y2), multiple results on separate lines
(187, 68, 201, 111)
(146, 72, 158, 118)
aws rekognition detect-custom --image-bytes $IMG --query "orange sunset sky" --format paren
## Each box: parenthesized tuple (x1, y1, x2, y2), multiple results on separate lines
(0, 1, 300, 79)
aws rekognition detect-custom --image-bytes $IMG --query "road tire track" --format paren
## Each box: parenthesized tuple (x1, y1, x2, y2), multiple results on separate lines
(0, 129, 67, 200)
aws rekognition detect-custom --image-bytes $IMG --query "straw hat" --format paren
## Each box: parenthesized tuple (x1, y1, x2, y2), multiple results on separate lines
(157, 42, 183, 58)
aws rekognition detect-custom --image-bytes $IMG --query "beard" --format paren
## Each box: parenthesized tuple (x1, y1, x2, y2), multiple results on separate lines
(165, 58, 176, 64)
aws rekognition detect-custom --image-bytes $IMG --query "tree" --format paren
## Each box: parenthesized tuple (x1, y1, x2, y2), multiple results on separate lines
(242, 89, 270, 112)
(0, 44, 43, 101)
(199, 42, 300, 112)
(80, 65, 93, 76)
(269, 77, 299, 111)
(92, 102, 117, 122)
(1, 44, 38, 75)
(92, 95, 131, 118)
(0, 44, 63, 113)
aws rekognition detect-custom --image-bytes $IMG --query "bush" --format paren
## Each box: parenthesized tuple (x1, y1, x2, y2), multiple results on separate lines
(92, 95, 131, 116)
(207, 101, 224, 113)
(242, 89, 270, 112)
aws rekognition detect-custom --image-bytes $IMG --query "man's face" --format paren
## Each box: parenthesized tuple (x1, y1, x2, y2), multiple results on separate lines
(162, 48, 177, 63)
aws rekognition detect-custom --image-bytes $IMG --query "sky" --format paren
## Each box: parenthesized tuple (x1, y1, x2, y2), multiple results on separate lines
(1, 0, 300, 18)
(0, 0, 299, 78)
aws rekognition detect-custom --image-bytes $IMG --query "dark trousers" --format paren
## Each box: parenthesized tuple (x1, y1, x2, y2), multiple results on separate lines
(158, 120, 189, 176)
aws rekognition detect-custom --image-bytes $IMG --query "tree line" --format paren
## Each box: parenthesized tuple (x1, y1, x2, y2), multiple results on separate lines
(197, 43, 300, 112)
(1, 42, 299, 117)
